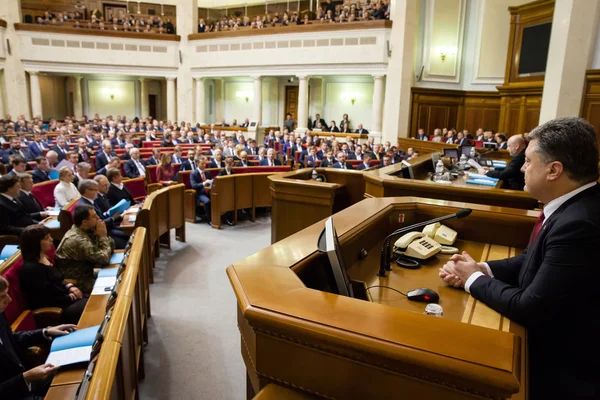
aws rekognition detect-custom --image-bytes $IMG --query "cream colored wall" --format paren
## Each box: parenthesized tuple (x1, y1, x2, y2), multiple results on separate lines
(323, 78, 374, 130)
(87, 79, 137, 118)
(427, 0, 463, 77)
(39, 75, 66, 119)
(223, 80, 254, 123)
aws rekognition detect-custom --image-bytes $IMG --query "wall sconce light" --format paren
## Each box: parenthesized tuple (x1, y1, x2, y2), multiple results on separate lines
(437, 46, 457, 63)
(341, 92, 358, 106)
(236, 91, 252, 102)
(104, 88, 118, 100)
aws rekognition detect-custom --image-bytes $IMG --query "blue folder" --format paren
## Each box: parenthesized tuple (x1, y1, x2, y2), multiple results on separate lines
(109, 253, 124, 265)
(49, 325, 100, 353)
(48, 170, 59, 180)
(98, 268, 119, 278)
(44, 219, 61, 228)
(0, 245, 18, 261)
(466, 179, 497, 187)
(107, 199, 130, 217)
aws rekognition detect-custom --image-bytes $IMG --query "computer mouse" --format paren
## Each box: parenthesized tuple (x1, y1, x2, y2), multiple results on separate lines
(406, 288, 440, 303)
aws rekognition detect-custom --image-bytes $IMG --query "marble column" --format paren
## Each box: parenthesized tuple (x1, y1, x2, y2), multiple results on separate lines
(371, 74, 385, 139)
(539, 0, 599, 124)
(139, 78, 149, 119)
(28, 71, 43, 119)
(381, 0, 417, 143)
(195, 77, 206, 125)
(175, 0, 198, 122)
(252, 76, 262, 125)
(72, 75, 83, 120)
(166, 77, 176, 123)
(296, 75, 309, 133)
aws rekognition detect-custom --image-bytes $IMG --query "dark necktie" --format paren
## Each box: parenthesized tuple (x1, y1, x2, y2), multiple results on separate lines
(530, 212, 545, 244)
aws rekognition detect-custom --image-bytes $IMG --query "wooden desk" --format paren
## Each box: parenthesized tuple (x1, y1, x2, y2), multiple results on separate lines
(228, 198, 534, 399)
(45, 383, 79, 400)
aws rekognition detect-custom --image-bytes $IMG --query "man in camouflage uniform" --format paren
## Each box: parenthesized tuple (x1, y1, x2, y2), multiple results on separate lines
(55, 205, 115, 295)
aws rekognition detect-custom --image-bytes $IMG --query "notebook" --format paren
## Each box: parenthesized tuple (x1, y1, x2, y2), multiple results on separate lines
(45, 325, 100, 367)
(466, 179, 497, 187)
(109, 253, 124, 265)
(0, 245, 19, 261)
(44, 219, 61, 229)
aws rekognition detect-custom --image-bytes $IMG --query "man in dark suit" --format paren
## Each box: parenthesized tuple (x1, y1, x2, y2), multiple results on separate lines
(356, 153, 372, 170)
(258, 149, 282, 166)
(94, 140, 117, 171)
(31, 156, 51, 184)
(415, 128, 428, 141)
(145, 149, 161, 166)
(190, 157, 212, 224)
(7, 138, 34, 162)
(312, 114, 328, 130)
(332, 152, 353, 170)
(17, 174, 48, 223)
(320, 151, 336, 168)
(0, 275, 78, 399)
(51, 137, 70, 162)
(27, 133, 47, 158)
(0, 175, 36, 236)
(354, 124, 369, 134)
(106, 169, 135, 206)
(440, 117, 600, 400)
(124, 148, 147, 179)
(235, 152, 250, 167)
(484, 135, 526, 190)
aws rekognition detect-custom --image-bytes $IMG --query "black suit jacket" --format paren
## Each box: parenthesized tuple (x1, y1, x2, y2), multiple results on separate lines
(0, 313, 45, 399)
(485, 149, 525, 190)
(31, 168, 50, 184)
(470, 184, 600, 399)
(17, 191, 45, 222)
(0, 196, 35, 236)
(94, 151, 116, 171)
(124, 159, 146, 179)
(51, 145, 69, 161)
(79, 197, 116, 230)
(106, 184, 134, 207)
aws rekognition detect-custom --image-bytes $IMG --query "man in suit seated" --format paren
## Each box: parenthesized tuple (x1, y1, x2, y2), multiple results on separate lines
(190, 156, 213, 224)
(27, 132, 47, 158)
(333, 151, 353, 170)
(354, 124, 369, 134)
(95, 156, 120, 176)
(495, 133, 508, 150)
(218, 157, 235, 177)
(236, 151, 250, 167)
(75, 138, 94, 163)
(55, 204, 115, 295)
(484, 135, 526, 190)
(439, 117, 600, 400)
(51, 136, 70, 162)
(8, 157, 28, 175)
(312, 114, 328, 130)
(0, 175, 36, 236)
(31, 156, 51, 184)
(305, 146, 320, 168)
(259, 148, 282, 166)
(7, 138, 34, 162)
(95, 140, 116, 171)
(106, 169, 135, 206)
(124, 148, 146, 179)
(320, 150, 336, 168)
(415, 128, 428, 141)
(145, 148, 162, 166)
(356, 153, 373, 170)
(353, 145, 364, 161)
(180, 150, 197, 171)
(17, 173, 48, 223)
(0, 275, 78, 400)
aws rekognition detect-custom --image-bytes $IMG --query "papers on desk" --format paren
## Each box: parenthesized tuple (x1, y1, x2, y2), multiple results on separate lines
(46, 210, 60, 217)
(91, 276, 116, 295)
(110, 253, 125, 265)
(128, 215, 137, 223)
(98, 268, 119, 278)
(467, 159, 486, 175)
(45, 325, 100, 367)
(467, 173, 499, 182)
(0, 245, 18, 261)
(44, 219, 61, 229)
(107, 199, 130, 217)
(492, 161, 507, 169)
(466, 179, 497, 187)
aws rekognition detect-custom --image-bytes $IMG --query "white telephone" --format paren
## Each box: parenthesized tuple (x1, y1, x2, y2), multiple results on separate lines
(393, 232, 442, 260)
(422, 222, 458, 245)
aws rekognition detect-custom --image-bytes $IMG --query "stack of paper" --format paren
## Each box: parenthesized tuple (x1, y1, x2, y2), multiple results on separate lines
(91, 273, 117, 295)
(466, 179, 497, 187)
(46, 325, 100, 367)
(44, 219, 61, 228)
(110, 253, 125, 265)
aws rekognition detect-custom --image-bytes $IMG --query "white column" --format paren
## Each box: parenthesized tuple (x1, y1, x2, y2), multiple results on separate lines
(252, 75, 262, 125)
(139, 78, 149, 119)
(166, 77, 176, 123)
(381, 0, 417, 143)
(73, 75, 83, 120)
(195, 77, 206, 125)
(539, 0, 599, 124)
(0, 73, 5, 119)
(0, 0, 31, 119)
(175, 0, 198, 123)
(28, 71, 43, 120)
(296, 75, 309, 133)
(371, 74, 385, 139)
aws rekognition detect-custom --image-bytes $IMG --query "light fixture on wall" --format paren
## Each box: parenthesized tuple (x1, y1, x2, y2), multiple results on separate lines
(104, 87, 118, 100)
(437, 46, 457, 63)
(236, 91, 252, 102)
(341, 92, 358, 106)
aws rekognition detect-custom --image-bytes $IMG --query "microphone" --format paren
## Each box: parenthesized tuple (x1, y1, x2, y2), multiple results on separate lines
(377, 208, 472, 277)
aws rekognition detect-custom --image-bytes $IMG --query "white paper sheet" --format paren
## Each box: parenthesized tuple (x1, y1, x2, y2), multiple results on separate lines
(46, 345, 93, 367)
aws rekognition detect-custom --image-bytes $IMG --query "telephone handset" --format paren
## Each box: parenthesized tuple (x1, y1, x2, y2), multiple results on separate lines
(422, 222, 458, 245)
(393, 232, 442, 260)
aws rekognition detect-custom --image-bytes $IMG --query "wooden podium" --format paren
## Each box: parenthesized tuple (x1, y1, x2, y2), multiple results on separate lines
(227, 197, 536, 399)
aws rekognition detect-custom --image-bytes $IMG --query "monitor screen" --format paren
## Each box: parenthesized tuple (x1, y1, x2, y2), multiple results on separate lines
(483, 142, 498, 149)
(460, 145, 473, 157)
(443, 148, 459, 159)
(518, 22, 552, 75)
(401, 160, 414, 179)
(319, 217, 354, 298)
(249, 122, 257, 127)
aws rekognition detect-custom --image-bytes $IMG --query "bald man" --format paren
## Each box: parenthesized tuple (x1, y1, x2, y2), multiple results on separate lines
(485, 134, 526, 190)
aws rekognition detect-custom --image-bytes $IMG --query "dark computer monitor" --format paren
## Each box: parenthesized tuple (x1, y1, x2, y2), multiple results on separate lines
(317, 217, 354, 298)
(483, 142, 498, 149)
(460, 145, 473, 157)
(443, 148, 459, 159)
(401, 160, 414, 179)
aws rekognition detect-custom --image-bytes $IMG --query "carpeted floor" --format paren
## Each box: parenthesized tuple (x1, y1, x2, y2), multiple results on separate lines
(138, 216, 272, 400)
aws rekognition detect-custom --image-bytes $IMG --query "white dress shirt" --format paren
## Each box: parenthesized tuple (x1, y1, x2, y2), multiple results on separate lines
(54, 181, 80, 208)
(464, 181, 598, 293)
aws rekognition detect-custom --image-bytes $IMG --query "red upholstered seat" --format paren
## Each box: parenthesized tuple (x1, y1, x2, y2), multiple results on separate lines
(178, 171, 192, 189)
(119, 161, 126, 176)
(146, 165, 159, 183)
(32, 180, 59, 209)
(295, 151, 302, 164)
(232, 166, 291, 174)
(475, 140, 484, 148)
(173, 163, 181, 175)
(274, 142, 281, 152)
(123, 177, 147, 201)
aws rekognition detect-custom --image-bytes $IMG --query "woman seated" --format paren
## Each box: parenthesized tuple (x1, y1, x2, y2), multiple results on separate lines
(19, 225, 87, 324)
(156, 152, 175, 186)
(54, 166, 79, 207)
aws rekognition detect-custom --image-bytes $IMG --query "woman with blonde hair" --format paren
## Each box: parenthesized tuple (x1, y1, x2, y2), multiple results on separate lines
(156, 153, 175, 186)
(234, 144, 245, 159)
(54, 166, 79, 207)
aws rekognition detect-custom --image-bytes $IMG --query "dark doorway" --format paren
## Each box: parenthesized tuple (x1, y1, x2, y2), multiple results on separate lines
(149, 94, 157, 120)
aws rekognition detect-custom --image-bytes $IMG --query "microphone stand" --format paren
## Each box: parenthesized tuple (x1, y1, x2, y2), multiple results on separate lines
(377, 208, 472, 277)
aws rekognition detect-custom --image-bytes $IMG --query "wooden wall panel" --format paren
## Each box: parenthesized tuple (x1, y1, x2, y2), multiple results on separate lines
(580, 70, 600, 147)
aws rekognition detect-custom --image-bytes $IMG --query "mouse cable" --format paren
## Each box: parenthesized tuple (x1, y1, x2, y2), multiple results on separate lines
(366, 285, 407, 297)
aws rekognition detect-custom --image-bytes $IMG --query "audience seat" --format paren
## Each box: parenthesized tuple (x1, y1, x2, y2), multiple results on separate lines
(176, 171, 199, 222)
(475, 140, 483, 148)
(123, 177, 148, 202)
(57, 197, 81, 237)
(32, 180, 59, 209)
